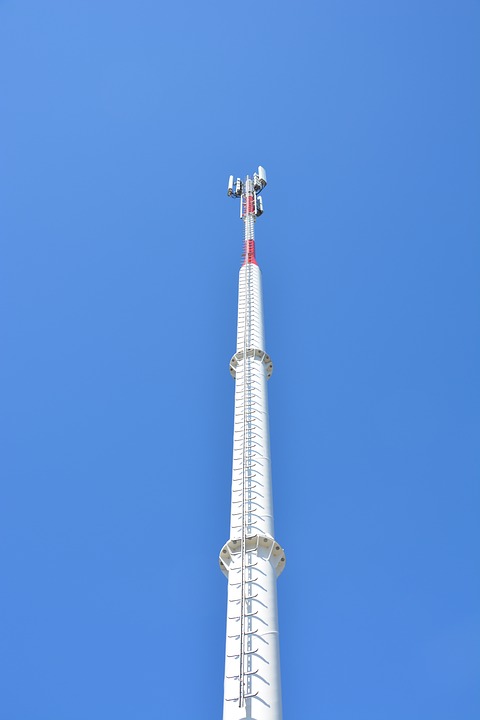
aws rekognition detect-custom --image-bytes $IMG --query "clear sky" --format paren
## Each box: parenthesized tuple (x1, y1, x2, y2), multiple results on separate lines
(1, 1, 479, 718)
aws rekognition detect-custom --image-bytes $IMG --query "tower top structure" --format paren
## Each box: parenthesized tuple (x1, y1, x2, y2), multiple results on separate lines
(220, 166, 285, 719)
(227, 166, 267, 267)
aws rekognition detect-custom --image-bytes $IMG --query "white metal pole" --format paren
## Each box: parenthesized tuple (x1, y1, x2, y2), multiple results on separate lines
(220, 171, 285, 720)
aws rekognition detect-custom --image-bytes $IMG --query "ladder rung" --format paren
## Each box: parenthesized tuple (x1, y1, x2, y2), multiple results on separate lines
(230, 576, 259, 587)
(226, 647, 258, 658)
(228, 593, 258, 602)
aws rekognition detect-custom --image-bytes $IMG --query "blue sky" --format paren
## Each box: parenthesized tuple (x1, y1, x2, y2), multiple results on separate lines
(1, 1, 479, 718)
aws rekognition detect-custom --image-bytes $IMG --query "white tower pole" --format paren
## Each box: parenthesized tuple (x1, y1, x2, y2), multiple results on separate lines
(220, 169, 285, 720)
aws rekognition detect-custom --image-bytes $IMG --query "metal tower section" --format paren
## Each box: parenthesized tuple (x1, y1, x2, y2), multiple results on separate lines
(220, 167, 285, 720)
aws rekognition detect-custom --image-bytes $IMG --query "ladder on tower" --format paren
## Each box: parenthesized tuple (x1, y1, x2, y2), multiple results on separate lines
(226, 259, 260, 707)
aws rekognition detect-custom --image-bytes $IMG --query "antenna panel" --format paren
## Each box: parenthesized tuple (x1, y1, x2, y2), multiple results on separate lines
(257, 166, 267, 189)
(256, 195, 264, 216)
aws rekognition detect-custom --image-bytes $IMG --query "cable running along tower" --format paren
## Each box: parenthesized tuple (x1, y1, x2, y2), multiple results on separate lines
(220, 167, 285, 719)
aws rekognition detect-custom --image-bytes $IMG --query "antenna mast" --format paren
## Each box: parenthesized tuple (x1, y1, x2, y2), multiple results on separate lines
(220, 167, 285, 719)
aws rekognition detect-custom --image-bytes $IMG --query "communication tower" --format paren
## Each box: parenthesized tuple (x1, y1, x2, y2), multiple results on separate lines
(220, 167, 285, 719)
